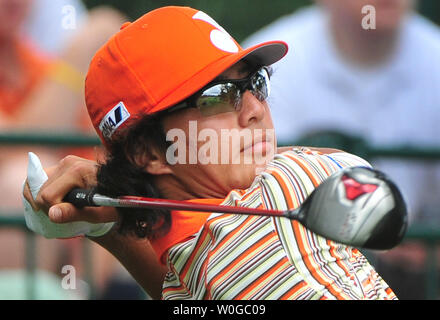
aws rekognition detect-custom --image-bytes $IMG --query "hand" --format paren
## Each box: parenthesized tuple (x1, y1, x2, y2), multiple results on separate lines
(23, 153, 118, 238)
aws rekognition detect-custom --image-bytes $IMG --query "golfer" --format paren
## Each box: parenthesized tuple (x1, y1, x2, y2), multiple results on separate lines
(23, 6, 396, 300)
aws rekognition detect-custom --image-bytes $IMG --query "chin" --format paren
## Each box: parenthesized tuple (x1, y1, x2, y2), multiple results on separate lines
(226, 167, 258, 191)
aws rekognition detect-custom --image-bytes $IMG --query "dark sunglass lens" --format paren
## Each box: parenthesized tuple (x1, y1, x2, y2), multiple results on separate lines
(196, 83, 239, 116)
(194, 68, 270, 117)
(251, 68, 270, 101)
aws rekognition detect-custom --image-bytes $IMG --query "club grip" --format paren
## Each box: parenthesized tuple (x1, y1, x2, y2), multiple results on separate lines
(63, 188, 97, 208)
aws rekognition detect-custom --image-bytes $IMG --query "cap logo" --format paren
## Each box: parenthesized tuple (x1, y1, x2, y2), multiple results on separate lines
(99, 102, 130, 139)
(192, 11, 239, 53)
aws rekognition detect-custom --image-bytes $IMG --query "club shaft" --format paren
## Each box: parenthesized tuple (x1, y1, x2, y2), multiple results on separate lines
(65, 188, 296, 218)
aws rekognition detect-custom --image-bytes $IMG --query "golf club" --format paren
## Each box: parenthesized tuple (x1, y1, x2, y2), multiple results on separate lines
(64, 166, 408, 250)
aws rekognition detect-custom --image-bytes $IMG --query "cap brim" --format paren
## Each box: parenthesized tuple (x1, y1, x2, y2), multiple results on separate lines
(150, 40, 288, 114)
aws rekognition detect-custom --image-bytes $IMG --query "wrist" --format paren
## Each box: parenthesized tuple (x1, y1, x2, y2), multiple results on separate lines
(86, 212, 121, 239)
(86, 221, 116, 238)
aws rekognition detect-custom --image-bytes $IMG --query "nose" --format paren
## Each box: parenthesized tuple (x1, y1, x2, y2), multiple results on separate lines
(237, 90, 267, 127)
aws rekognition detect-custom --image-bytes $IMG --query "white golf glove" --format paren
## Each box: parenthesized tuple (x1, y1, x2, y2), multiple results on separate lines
(23, 152, 115, 239)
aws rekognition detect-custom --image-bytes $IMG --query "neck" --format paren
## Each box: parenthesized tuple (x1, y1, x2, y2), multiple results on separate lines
(329, 16, 400, 68)
(154, 175, 194, 200)
(153, 174, 227, 201)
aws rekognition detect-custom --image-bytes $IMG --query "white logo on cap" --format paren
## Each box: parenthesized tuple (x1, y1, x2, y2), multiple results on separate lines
(99, 102, 130, 139)
(192, 11, 239, 53)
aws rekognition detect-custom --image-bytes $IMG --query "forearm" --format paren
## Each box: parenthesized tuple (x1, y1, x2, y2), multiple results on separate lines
(89, 228, 167, 300)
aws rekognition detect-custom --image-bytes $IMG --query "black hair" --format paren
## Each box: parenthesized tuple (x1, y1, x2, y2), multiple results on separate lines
(94, 112, 171, 239)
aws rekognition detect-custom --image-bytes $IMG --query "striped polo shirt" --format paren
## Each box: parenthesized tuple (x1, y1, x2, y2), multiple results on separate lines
(160, 148, 397, 300)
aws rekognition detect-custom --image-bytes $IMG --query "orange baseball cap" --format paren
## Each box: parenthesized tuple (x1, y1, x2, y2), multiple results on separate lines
(85, 6, 288, 144)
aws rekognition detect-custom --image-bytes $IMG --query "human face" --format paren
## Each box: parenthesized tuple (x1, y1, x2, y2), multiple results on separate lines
(161, 61, 277, 199)
(0, 0, 32, 40)
(319, 0, 414, 33)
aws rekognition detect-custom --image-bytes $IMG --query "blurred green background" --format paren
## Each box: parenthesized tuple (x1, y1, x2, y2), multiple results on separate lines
(82, 0, 440, 43)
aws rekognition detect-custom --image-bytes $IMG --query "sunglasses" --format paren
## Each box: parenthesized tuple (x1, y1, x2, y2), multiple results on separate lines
(168, 66, 271, 117)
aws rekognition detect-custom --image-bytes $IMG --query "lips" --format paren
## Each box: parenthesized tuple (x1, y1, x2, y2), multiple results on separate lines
(241, 134, 274, 154)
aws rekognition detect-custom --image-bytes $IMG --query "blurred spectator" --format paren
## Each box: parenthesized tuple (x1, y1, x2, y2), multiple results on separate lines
(24, 0, 88, 55)
(243, 0, 440, 299)
(0, 0, 143, 299)
(0, 0, 125, 206)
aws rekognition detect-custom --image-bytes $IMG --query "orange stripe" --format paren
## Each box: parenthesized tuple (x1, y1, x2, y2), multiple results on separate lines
(162, 284, 186, 295)
(285, 152, 352, 293)
(238, 187, 259, 204)
(201, 215, 260, 298)
(285, 153, 320, 187)
(315, 156, 332, 177)
(385, 287, 396, 299)
(292, 220, 349, 300)
(269, 170, 295, 208)
(327, 240, 351, 278)
(150, 198, 223, 265)
(206, 232, 277, 294)
(201, 215, 263, 299)
(209, 215, 255, 252)
(279, 280, 307, 300)
(232, 245, 288, 300)
(163, 261, 195, 298)
(180, 227, 210, 280)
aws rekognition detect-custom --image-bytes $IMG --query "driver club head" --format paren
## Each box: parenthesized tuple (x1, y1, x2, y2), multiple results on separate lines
(297, 166, 408, 250)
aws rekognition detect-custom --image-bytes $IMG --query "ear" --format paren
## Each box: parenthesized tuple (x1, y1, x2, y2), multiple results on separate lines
(134, 148, 173, 176)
